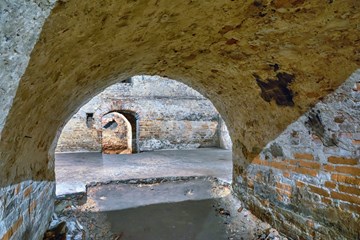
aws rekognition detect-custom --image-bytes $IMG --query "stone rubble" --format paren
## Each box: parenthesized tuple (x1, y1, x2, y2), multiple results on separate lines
(44, 203, 87, 240)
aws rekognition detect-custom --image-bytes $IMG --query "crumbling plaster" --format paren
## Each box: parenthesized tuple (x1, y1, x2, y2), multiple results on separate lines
(0, 0, 359, 188)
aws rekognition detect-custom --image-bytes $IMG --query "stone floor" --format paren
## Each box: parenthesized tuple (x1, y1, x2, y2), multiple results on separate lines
(50, 178, 285, 240)
(55, 148, 232, 196)
(53, 148, 287, 239)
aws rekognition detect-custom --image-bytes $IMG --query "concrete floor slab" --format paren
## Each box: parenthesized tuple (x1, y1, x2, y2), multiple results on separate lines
(55, 181, 86, 196)
(55, 148, 232, 196)
(88, 179, 220, 211)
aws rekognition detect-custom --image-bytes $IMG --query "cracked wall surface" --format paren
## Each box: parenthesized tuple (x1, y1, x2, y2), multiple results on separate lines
(0, 0, 359, 239)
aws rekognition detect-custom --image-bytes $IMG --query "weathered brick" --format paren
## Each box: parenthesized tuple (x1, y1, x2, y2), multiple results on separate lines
(331, 174, 360, 185)
(255, 172, 263, 181)
(299, 160, 321, 169)
(328, 156, 358, 165)
(276, 182, 292, 192)
(340, 202, 360, 214)
(269, 161, 291, 171)
(1, 230, 12, 240)
(252, 156, 262, 165)
(296, 181, 306, 188)
(14, 184, 20, 195)
(23, 185, 32, 198)
(1, 216, 23, 240)
(334, 166, 360, 176)
(321, 197, 332, 205)
(331, 191, 360, 205)
(29, 200, 37, 214)
(283, 172, 290, 178)
(289, 160, 298, 166)
(12, 216, 23, 233)
(294, 153, 314, 160)
(324, 181, 336, 189)
(247, 179, 254, 189)
(339, 184, 360, 196)
(323, 164, 334, 172)
(292, 167, 318, 177)
(309, 185, 329, 197)
(277, 193, 284, 201)
(276, 188, 292, 197)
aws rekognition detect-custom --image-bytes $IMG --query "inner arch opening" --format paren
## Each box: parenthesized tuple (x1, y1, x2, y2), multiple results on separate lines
(55, 75, 232, 156)
(101, 112, 133, 154)
(53, 75, 239, 239)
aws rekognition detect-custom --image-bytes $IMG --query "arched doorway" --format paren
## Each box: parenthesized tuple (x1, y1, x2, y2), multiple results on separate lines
(103, 110, 140, 154)
(101, 112, 132, 154)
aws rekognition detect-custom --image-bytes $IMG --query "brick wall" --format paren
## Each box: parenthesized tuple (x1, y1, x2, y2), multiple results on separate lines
(233, 70, 360, 239)
(138, 120, 219, 151)
(0, 181, 55, 240)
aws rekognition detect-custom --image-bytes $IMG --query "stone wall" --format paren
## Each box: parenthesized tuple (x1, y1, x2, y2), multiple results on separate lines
(0, 2, 56, 239)
(233, 70, 360, 239)
(56, 75, 232, 153)
(0, 0, 55, 135)
(0, 181, 55, 240)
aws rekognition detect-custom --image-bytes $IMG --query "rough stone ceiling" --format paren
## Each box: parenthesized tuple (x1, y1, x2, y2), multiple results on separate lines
(0, 0, 359, 186)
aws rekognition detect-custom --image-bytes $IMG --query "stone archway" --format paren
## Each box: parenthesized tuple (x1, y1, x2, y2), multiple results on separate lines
(101, 112, 132, 154)
(1, 0, 359, 186)
(100, 110, 140, 154)
(0, 1, 359, 239)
